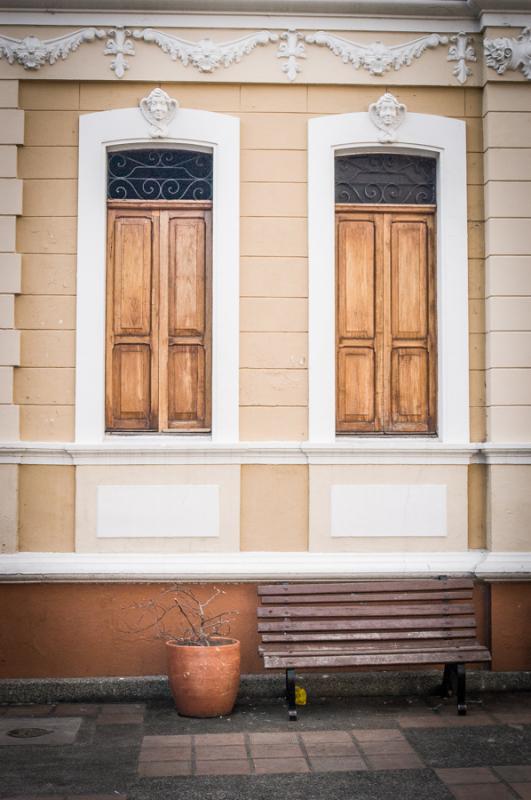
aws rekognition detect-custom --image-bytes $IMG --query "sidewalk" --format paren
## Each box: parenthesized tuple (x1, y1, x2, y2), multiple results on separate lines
(1, 690, 530, 800)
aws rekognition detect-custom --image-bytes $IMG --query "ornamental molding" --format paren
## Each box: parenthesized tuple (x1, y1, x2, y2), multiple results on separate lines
(0, 27, 104, 69)
(277, 28, 306, 82)
(0, 25, 483, 83)
(104, 27, 135, 78)
(447, 32, 476, 85)
(132, 27, 277, 73)
(484, 26, 531, 80)
(3, 441, 531, 466)
(139, 88, 178, 137)
(305, 30, 448, 76)
(368, 92, 407, 143)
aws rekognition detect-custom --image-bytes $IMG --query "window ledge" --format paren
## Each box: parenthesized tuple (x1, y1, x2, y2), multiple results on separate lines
(1, 550, 530, 583)
(1, 441, 531, 465)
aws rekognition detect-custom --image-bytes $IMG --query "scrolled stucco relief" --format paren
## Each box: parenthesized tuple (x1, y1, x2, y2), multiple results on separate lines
(104, 27, 135, 78)
(277, 29, 306, 82)
(0, 27, 105, 69)
(139, 88, 179, 138)
(132, 28, 278, 72)
(368, 92, 407, 143)
(447, 32, 477, 85)
(0, 25, 477, 83)
(484, 27, 531, 80)
(304, 30, 448, 76)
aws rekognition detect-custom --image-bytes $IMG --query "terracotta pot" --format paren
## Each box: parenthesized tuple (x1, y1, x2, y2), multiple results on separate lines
(166, 637, 240, 717)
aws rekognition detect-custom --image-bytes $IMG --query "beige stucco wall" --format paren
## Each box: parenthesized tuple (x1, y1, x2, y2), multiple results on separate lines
(240, 464, 308, 551)
(488, 465, 531, 552)
(0, 79, 23, 442)
(484, 83, 531, 443)
(75, 465, 241, 553)
(0, 464, 18, 553)
(0, 39, 527, 558)
(309, 464, 469, 553)
(18, 465, 75, 552)
(14, 80, 486, 443)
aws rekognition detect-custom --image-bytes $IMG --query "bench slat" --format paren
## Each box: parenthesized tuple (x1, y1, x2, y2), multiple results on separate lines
(258, 616, 478, 632)
(259, 638, 479, 656)
(258, 602, 475, 619)
(261, 590, 472, 604)
(263, 647, 491, 669)
(261, 628, 477, 642)
(258, 578, 474, 596)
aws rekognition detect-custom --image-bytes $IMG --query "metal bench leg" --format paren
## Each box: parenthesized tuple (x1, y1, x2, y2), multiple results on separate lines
(456, 663, 467, 716)
(286, 668, 297, 721)
(440, 663, 454, 698)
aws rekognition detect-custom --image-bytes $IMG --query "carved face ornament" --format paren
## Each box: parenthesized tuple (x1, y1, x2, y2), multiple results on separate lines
(368, 92, 406, 143)
(139, 88, 179, 138)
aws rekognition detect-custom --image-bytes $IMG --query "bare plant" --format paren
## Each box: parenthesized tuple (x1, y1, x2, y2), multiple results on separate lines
(122, 585, 238, 646)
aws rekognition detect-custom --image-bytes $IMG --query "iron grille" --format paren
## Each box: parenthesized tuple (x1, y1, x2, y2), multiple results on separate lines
(107, 149, 213, 201)
(335, 153, 436, 205)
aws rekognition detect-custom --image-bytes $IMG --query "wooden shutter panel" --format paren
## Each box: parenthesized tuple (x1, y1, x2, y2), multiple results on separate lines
(106, 208, 159, 430)
(160, 208, 212, 430)
(336, 205, 436, 435)
(336, 213, 383, 432)
(386, 213, 436, 432)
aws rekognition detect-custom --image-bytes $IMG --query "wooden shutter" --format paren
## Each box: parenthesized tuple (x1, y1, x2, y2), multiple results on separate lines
(106, 208, 159, 430)
(336, 205, 436, 434)
(159, 207, 212, 431)
(106, 201, 211, 433)
(387, 212, 436, 432)
(336, 212, 383, 432)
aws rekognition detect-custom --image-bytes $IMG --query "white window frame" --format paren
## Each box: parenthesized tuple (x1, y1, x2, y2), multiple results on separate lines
(308, 110, 470, 445)
(75, 106, 239, 444)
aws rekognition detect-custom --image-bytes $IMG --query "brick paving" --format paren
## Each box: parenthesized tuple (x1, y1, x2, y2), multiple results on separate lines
(0, 692, 530, 798)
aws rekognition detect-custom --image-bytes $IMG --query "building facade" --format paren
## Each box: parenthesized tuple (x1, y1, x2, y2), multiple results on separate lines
(0, 0, 530, 678)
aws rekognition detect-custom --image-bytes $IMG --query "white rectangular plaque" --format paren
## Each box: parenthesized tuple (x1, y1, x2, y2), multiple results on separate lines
(331, 484, 447, 538)
(96, 484, 220, 538)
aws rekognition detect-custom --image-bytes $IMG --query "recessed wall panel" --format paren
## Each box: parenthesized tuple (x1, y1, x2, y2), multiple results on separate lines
(331, 484, 447, 538)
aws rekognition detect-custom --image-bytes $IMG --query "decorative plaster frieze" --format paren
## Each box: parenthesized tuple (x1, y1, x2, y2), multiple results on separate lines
(104, 27, 135, 78)
(139, 88, 178, 137)
(447, 32, 476, 84)
(484, 26, 531, 80)
(304, 30, 448, 76)
(277, 28, 306, 81)
(368, 92, 406, 143)
(0, 25, 479, 82)
(0, 27, 104, 69)
(132, 27, 277, 73)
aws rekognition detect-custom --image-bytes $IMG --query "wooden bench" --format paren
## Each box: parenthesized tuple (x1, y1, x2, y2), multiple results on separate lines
(257, 577, 491, 720)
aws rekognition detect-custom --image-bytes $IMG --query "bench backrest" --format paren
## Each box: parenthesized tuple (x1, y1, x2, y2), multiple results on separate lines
(257, 578, 481, 656)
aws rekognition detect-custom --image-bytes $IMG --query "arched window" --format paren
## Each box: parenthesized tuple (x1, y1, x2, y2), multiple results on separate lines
(334, 153, 437, 434)
(76, 105, 239, 445)
(307, 110, 469, 445)
(105, 147, 213, 433)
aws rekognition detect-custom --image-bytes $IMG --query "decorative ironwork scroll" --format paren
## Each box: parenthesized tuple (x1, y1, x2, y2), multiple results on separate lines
(107, 149, 213, 201)
(335, 154, 436, 205)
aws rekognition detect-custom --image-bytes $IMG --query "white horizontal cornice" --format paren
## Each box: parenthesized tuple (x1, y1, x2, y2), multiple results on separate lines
(0, 1, 480, 20)
(0, 550, 529, 582)
(1, 442, 531, 465)
(0, 13, 483, 33)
